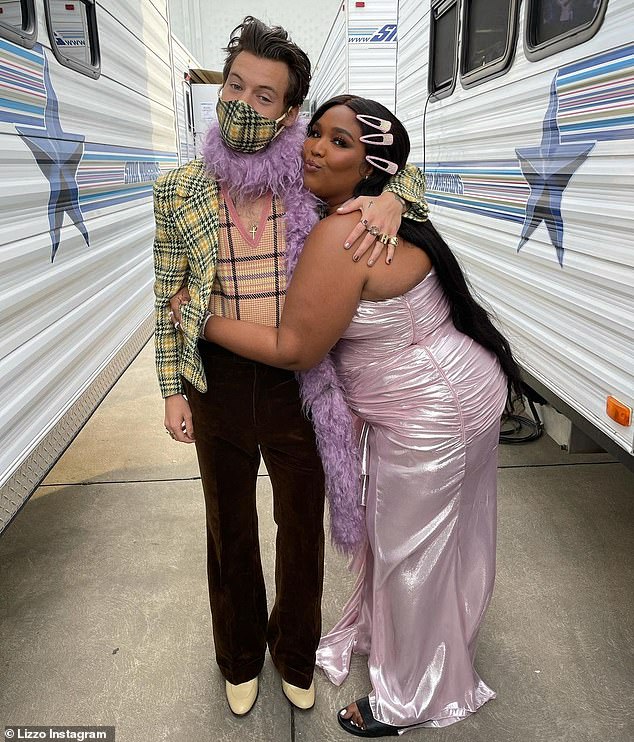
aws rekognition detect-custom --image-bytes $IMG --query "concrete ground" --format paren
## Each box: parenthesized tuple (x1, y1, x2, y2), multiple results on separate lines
(0, 341, 632, 742)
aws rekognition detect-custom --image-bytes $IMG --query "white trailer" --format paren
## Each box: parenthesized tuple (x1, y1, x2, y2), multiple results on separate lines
(396, 0, 633, 465)
(0, 0, 200, 532)
(310, 0, 399, 113)
(170, 34, 201, 164)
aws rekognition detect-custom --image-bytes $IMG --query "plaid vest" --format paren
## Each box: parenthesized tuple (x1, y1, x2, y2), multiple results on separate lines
(210, 189, 287, 327)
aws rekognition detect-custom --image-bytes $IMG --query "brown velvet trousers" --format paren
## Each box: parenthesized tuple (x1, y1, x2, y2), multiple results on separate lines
(184, 341, 326, 689)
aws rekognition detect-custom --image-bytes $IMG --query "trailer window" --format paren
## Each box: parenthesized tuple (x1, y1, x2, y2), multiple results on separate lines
(0, 0, 37, 47)
(525, 0, 608, 60)
(461, 0, 519, 86)
(44, 0, 100, 78)
(429, 0, 459, 97)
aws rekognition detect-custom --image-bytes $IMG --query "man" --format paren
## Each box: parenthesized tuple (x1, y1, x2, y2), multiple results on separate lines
(153, 16, 427, 716)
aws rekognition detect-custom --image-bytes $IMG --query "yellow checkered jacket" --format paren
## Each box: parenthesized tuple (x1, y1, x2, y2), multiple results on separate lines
(153, 158, 428, 398)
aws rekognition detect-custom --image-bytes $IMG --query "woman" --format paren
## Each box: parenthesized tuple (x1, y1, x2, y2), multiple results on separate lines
(182, 95, 521, 735)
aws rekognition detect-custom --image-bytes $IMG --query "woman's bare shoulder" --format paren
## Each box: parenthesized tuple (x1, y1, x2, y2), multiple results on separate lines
(305, 211, 362, 249)
(316, 211, 359, 235)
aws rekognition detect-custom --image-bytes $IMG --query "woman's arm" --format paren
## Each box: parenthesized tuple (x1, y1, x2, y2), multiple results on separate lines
(204, 214, 367, 370)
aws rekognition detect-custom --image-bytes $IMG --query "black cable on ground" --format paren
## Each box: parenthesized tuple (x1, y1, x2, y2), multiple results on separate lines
(499, 397, 544, 445)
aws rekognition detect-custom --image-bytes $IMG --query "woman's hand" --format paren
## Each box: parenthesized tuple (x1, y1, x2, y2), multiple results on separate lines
(164, 394, 195, 443)
(337, 191, 404, 265)
(169, 286, 191, 329)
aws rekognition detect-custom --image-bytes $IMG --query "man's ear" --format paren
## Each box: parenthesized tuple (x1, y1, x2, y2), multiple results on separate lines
(281, 106, 300, 127)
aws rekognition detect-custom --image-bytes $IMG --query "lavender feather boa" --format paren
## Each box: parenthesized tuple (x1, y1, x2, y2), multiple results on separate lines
(201, 120, 365, 553)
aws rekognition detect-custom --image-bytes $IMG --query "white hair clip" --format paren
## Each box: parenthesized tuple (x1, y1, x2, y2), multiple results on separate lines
(365, 155, 399, 175)
(359, 132, 394, 146)
(356, 114, 392, 133)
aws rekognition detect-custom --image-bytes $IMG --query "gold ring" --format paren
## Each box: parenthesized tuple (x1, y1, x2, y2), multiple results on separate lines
(378, 233, 398, 246)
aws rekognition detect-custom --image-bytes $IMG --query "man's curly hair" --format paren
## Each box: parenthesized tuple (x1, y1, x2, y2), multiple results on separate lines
(223, 16, 312, 109)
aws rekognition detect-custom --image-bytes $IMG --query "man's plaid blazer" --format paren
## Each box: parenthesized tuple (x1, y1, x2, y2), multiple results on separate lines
(153, 157, 428, 398)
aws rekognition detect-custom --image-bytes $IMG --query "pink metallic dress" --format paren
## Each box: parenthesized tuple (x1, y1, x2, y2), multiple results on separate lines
(316, 270, 508, 729)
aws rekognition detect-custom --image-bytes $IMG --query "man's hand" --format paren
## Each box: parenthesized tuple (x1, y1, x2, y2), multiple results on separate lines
(337, 191, 404, 266)
(169, 286, 191, 329)
(164, 394, 195, 443)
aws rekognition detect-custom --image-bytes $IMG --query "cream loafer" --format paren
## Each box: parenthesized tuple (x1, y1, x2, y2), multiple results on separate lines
(282, 679, 315, 710)
(225, 677, 258, 716)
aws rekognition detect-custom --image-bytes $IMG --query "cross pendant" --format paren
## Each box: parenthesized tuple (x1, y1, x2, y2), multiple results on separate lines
(249, 224, 258, 239)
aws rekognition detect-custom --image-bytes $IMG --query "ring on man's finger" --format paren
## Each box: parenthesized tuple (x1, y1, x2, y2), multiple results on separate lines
(378, 233, 398, 246)
(367, 225, 380, 236)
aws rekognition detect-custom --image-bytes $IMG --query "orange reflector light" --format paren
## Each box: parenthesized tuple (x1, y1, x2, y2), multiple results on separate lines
(606, 396, 632, 427)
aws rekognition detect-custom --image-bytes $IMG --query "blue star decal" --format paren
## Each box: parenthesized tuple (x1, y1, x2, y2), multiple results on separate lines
(16, 47, 89, 262)
(515, 77, 595, 267)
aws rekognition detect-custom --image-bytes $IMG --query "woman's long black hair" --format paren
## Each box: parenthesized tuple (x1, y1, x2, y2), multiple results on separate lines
(399, 218, 523, 402)
(309, 95, 523, 401)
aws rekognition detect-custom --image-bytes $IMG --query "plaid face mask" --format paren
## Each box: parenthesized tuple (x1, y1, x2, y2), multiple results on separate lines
(216, 97, 289, 153)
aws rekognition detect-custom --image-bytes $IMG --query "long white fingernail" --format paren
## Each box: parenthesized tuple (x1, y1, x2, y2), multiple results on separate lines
(340, 709, 347, 716)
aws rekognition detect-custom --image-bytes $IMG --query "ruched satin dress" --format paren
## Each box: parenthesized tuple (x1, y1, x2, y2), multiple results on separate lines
(316, 270, 508, 730)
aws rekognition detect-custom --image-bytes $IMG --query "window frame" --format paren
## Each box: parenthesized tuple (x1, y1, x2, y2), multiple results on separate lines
(524, 0, 609, 62)
(428, 0, 460, 100)
(44, 0, 100, 78)
(0, 0, 37, 48)
(184, 80, 194, 135)
(459, 0, 520, 88)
